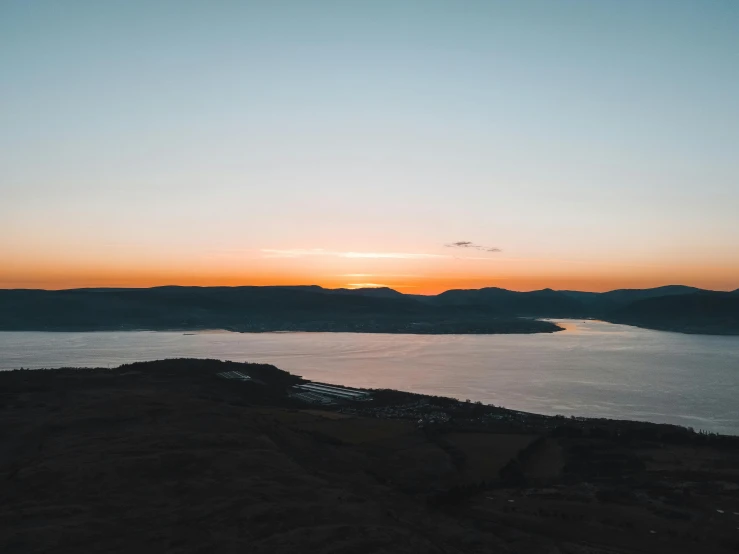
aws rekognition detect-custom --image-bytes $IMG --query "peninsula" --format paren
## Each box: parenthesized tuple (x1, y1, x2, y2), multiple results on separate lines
(1, 359, 738, 553)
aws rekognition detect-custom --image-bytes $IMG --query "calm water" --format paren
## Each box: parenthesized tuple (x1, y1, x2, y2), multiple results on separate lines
(1, 320, 738, 434)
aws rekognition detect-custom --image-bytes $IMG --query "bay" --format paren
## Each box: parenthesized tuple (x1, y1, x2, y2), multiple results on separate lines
(1, 320, 737, 434)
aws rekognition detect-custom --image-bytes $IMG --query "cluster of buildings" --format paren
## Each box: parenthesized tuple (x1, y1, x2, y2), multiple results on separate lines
(216, 370, 252, 381)
(290, 382, 371, 405)
(339, 399, 538, 430)
(339, 399, 451, 424)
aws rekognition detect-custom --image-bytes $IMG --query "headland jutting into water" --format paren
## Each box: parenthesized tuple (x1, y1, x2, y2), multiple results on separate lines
(2, 359, 738, 553)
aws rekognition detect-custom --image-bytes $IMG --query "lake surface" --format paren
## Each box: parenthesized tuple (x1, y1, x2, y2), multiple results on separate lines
(1, 320, 738, 434)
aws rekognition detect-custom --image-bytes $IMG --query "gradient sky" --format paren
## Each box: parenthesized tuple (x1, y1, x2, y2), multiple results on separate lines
(2, 0, 738, 294)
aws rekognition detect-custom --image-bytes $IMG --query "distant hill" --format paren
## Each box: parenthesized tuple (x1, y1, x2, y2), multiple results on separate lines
(0, 286, 419, 331)
(428, 285, 719, 319)
(561, 285, 704, 313)
(606, 292, 739, 335)
(328, 287, 406, 299)
(0, 286, 558, 335)
(1, 284, 736, 335)
(433, 287, 588, 317)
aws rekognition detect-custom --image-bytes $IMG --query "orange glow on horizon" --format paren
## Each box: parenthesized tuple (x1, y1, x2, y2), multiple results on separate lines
(2, 271, 736, 294)
(3, 249, 738, 294)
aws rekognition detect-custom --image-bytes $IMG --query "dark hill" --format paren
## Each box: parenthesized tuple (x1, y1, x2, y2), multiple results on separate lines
(0, 286, 418, 328)
(0, 286, 559, 334)
(562, 285, 705, 313)
(329, 286, 406, 299)
(1, 284, 736, 334)
(0, 286, 411, 328)
(433, 287, 588, 317)
(607, 292, 739, 335)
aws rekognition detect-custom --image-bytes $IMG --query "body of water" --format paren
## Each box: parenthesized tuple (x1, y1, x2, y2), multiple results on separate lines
(1, 320, 738, 434)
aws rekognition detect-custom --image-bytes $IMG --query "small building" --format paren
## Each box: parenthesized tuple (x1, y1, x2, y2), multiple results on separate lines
(293, 382, 371, 402)
(217, 370, 252, 381)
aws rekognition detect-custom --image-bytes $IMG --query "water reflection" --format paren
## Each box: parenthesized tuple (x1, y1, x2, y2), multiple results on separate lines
(1, 320, 738, 434)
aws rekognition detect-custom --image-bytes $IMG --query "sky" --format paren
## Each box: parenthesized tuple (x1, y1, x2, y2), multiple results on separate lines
(1, 0, 738, 294)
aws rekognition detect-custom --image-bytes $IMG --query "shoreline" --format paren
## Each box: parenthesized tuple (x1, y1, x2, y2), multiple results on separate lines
(2, 358, 736, 438)
(5, 319, 739, 336)
(2, 327, 738, 435)
(3, 359, 739, 553)
(0, 321, 565, 335)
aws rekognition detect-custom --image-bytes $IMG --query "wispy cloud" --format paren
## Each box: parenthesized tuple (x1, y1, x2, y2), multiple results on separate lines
(261, 248, 329, 258)
(262, 249, 446, 260)
(261, 247, 500, 262)
(444, 241, 501, 253)
(346, 283, 418, 289)
(342, 251, 446, 259)
(341, 273, 421, 278)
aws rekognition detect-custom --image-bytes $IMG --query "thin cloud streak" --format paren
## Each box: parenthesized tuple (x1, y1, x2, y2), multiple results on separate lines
(343, 252, 446, 259)
(340, 273, 422, 278)
(445, 241, 501, 253)
(261, 248, 506, 262)
(262, 249, 447, 260)
(346, 283, 418, 288)
(261, 248, 329, 258)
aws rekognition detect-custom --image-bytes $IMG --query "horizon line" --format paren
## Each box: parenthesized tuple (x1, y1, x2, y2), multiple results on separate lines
(1, 283, 735, 296)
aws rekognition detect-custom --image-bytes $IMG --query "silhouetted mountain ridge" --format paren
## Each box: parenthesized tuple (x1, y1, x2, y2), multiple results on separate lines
(0, 286, 554, 334)
(0, 284, 736, 334)
(434, 287, 587, 316)
(328, 287, 406, 299)
(606, 291, 739, 335)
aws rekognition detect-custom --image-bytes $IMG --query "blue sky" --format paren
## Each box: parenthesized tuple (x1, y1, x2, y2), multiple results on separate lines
(2, 0, 738, 291)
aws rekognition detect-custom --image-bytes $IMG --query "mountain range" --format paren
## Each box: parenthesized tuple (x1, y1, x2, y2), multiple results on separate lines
(0, 285, 737, 335)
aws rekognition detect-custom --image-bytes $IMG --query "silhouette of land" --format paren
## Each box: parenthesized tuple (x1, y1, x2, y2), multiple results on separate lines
(606, 291, 739, 335)
(2, 359, 738, 553)
(1, 284, 737, 335)
(0, 286, 559, 334)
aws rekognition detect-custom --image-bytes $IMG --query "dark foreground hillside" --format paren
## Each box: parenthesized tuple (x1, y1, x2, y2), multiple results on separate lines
(2, 359, 739, 553)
